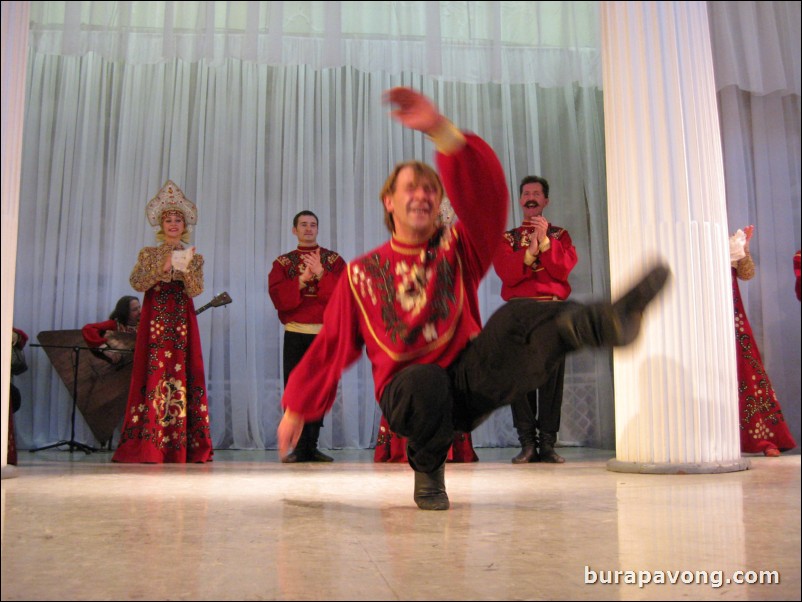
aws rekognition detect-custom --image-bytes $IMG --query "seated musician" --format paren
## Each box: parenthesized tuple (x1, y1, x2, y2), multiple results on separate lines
(81, 295, 141, 364)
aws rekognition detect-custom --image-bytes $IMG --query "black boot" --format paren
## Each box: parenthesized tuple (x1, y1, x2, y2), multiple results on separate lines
(281, 423, 333, 463)
(306, 423, 334, 462)
(281, 423, 312, 463)
(557, 264, 671, 349)
(539, 432, 565, 463)
(510, 397, 540, 464)
(281, 425, 308, 463)
(413, 464, 450, 510)
(511, 431, 540, 464)
(511, 444, 539, 464)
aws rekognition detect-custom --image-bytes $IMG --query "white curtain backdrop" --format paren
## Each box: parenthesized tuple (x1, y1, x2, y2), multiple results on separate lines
(13, 1, 611, 452)
(9, 1, 799, 452)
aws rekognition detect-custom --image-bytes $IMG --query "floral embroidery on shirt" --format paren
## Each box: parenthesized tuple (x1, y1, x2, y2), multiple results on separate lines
(352, 226, 458, 347)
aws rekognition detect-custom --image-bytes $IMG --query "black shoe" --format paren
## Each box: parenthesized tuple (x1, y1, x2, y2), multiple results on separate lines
(539, 432, 566, 463)
(539, 448, 566, 463)
(309, 449, 334, 462)
(558, 263, 671, 349)
(610, 263, 671, 346)
(511, 444, 540, 464)
(281, 451, 301, 464)
(281, 449, 333, 463)
(413, 464, 450, 510)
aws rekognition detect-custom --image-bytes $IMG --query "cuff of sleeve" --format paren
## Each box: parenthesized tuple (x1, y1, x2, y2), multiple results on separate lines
(538, 237, 551, 253)
(428, 119, 466, 155)
(523, 248, 537, 267)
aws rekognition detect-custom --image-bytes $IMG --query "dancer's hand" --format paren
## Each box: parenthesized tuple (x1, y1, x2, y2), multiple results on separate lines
(384, 87, 444, 135)
(277, 410, 304, 460)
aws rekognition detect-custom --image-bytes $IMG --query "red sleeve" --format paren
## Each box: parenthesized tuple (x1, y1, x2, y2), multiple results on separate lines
(268, 259, 302, 313)
(315, 255, 346, 304)
(81, 320, 117, 348)
(12, 327, 28, 349)
(794, 250, 801, 302)
(282, 272, 364, 421)
(493, 242, 531, 288)
(538, 229, 578, 282)
(437, 134, 509, 278)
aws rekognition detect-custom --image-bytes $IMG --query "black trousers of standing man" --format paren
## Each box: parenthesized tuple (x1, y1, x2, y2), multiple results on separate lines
(283, 330, 328, 459)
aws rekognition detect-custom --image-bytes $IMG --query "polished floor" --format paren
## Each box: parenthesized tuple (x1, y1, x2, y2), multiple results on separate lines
(1, 447, 800, 601)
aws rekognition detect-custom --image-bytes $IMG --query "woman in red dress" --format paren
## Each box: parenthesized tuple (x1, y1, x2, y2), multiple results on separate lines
(113, 180, 213, 463)
(730, 226, 796, 457)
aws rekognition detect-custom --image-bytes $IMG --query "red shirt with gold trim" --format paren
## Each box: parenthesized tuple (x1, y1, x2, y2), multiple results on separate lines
(282, 133, 508, 421)
(493, 223, 577, 301)
(268, 245, 345, 326)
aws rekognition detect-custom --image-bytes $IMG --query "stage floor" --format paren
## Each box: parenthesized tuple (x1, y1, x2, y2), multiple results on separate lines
(2, 447, 800, 600)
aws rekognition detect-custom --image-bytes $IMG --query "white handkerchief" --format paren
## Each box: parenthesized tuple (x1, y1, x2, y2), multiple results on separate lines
(729, 229, 746, 262)
(172, 248, 194, 271)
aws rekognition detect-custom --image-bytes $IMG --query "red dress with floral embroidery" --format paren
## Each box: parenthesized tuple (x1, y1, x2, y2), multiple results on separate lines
(732, 268, 796, 454)
(374, 415, 479, 463)
(113, 245, 213, 463)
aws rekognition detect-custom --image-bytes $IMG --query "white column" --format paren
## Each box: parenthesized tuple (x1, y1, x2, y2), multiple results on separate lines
(1, 1, 30, 477)
(600, 2, 748, 473)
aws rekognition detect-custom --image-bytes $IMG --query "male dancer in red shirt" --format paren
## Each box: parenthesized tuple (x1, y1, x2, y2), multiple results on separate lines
(278, 87, 670, 510)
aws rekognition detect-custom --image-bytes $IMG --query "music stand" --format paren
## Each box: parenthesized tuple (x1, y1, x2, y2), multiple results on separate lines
(29, 343, 99, 454)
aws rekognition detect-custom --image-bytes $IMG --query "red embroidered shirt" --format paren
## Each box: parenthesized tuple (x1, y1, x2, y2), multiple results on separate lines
(282, 133, 508, 421)
(493, 224, 577, 301)
(268, 245, 345, 326)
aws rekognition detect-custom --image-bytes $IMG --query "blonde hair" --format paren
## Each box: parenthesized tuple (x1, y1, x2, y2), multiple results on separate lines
(379, 161, 443, 233)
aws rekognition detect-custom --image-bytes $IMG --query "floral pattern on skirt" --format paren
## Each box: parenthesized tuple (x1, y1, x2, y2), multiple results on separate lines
(732, 271, 796, 454)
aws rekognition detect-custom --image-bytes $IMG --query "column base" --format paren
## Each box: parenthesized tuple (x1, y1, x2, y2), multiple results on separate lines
(606, 457, 751, 474)
(1, 464, 20, 480)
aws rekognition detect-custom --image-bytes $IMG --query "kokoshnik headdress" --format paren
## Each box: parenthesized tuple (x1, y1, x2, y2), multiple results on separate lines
(145, 180, 198, 232)
(439, 197, 456, 227)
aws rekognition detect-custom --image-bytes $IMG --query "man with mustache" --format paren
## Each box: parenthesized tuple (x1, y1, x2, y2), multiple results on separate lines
(493, 176, 577, 464)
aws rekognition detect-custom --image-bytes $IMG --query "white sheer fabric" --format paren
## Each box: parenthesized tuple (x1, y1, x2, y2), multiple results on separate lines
(709, 1, 801, 448)
(27, 1, 601, 84)
(13, 1, 611, 452)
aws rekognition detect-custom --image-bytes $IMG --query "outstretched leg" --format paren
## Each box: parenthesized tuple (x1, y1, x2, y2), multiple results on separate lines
(450, 263, 671, 431)
(557, 264, 671, 349)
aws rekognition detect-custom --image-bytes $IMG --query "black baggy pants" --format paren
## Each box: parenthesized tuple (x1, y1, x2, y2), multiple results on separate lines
(380, 299, 578, 473)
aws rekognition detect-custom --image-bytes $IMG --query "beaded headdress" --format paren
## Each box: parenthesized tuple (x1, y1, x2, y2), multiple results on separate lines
(439, 197, 456, 227)
(145, 180, 198, 232)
